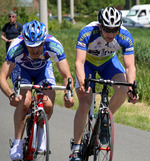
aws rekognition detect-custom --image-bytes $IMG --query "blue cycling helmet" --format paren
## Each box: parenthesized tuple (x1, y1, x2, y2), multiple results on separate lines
(22, 20, 47, 47)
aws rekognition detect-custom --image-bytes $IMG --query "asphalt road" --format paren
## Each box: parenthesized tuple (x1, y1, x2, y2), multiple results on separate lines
(0, 90, 150, 161)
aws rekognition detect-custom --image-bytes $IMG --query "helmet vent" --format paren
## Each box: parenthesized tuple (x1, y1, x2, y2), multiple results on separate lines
(110, 18, 114, 25)
(31, 32, 35, 40)
(110, 9, 114, 16)
(105, 12, 109, 19)
(104, 19, 109, 25)
(24, 34, 29, 40)
(37, 33, 42, 40)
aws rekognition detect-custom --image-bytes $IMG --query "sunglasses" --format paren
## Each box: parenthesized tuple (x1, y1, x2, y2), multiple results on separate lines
(102, 26, 120, 33)
(9, 15, 15, 18)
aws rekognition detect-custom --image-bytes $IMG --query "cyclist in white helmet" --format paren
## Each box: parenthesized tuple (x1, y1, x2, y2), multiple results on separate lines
(0, 20, 74, 160)
(69, 6, 139, 161)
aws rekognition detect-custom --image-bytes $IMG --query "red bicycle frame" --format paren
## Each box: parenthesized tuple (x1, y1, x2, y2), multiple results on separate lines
(26, 93, 44, 160)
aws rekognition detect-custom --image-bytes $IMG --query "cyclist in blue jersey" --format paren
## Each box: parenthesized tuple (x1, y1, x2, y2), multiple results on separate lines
(69, 7, 139, 161)
(0, 20, 74, 160)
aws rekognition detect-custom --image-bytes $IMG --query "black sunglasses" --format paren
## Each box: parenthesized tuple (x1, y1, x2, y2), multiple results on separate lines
(102, 26, 120, 33)
(9, 15, 15, 18)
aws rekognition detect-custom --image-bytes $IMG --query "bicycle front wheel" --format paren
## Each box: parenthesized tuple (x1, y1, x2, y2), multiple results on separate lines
(33, 110, 50, 161)
(93, 108, 114, 161)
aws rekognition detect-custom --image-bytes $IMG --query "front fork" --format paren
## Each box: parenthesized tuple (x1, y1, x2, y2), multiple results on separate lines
(26, 114, 38, 160)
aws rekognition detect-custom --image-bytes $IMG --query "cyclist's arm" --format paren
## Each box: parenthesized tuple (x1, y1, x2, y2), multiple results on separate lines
(123, 54, 139, 103)
(75, 48, 87, 95)
(56, 59, 74, 108)
(0, 61, 15, 97)
(56, 59, 73, 87)
(0, 61, 22, 106)
(123, 54, 136, 86)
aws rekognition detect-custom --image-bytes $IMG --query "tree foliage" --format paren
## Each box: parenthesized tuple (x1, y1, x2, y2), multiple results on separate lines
(47, 0, 150, 16)
(47, 0, 126, 16)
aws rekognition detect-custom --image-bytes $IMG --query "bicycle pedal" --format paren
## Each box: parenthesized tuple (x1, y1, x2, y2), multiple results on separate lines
(49, 150, 51, 154)
(9, 139, 14, 148)
(70, 138, 74, 150)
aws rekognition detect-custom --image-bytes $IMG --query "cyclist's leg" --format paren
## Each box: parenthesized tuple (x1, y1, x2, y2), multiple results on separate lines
(36, 110, 50, 160)
(74, 61, 96, 145)
(70, 88, 93, 161)
(98, 54, 128, 114)
(74, 87, 93, 142)
(42, 90, 55, 119)
(109, 73, 128, 114)
(10, 64, 32, 160)
(70, 61, 95, 160)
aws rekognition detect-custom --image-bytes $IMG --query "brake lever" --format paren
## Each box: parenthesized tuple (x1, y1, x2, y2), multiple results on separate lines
(85, 74, 91, 93)
(66, 78, 73, 100)
(42, 81, 49, 90)
(128, 80, 138, 103)
(132, 80, 137, 98)
(15, 75, 21, 97)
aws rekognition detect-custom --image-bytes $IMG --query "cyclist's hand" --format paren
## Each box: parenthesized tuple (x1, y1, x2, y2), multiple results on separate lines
(127, 91, 139, 104)
(9, 94, 22, 107)
(64, 95, 74, 108)
(78, 85, 87, 96)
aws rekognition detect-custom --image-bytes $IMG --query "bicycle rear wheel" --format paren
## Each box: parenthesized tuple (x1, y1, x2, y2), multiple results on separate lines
(33, 110, 50, 161)
(93, 108, 114, 161)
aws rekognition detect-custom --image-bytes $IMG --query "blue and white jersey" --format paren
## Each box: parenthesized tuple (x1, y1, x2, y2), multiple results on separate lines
(76, 21, 134, 67)
(6, 34, 66, 70)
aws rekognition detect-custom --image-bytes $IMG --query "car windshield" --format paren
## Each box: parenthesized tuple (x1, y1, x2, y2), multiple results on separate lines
(123, 18, 134, 24)
(127, 10, 139, 16)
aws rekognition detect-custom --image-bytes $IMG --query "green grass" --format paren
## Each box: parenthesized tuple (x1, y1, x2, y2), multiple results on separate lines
(113, 102, 150, 131)
(55, 89, 150, 132)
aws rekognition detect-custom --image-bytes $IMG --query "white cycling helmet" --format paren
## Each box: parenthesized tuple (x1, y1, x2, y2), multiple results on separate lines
(98, 6, 122, 27)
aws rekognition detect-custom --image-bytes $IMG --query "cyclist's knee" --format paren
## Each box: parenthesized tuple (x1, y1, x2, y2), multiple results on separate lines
(43, 100, 54, 119)
(114, 85, 128, 98)
(120, 86, 128, 96)
(19, 90, 32, 112)
(22, 99, 32, 112)
(78, 97, 92, 114)
(45, 105, 53, 118)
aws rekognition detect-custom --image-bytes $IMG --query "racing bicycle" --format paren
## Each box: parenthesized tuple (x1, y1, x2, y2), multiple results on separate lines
(9, 75, 73, 161)
(71, 74, 137, 161)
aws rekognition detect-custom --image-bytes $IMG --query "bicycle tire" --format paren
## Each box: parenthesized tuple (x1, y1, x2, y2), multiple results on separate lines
(93, 108, 114, 161)
(81, 120, 91, 161)
(82, 115, 98, 161)
(33, 110, 50, 161)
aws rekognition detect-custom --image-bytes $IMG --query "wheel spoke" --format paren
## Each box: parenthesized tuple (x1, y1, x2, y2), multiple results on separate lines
(93, 108, 114, 161)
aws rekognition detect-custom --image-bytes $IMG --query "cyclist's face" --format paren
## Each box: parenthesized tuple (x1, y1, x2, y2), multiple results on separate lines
(27, 43, 44, 59)
(100, 26, 119, 42)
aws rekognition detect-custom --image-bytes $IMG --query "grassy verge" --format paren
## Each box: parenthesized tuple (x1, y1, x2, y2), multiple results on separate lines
(114, 101, 150, 131)
(55, 89, 150, 132)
